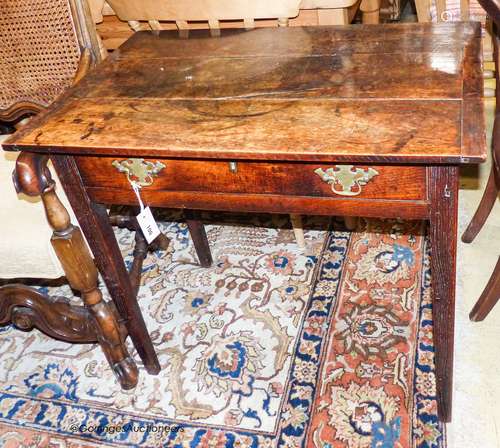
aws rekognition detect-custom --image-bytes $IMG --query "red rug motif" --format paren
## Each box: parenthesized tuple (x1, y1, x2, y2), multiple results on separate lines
(307, 220, 441, 448)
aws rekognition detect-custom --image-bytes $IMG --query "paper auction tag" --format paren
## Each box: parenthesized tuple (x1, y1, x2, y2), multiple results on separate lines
(130, 181, 160, 244)
(136, 206, 161, 244)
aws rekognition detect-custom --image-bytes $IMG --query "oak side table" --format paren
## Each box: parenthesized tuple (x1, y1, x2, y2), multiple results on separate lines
(4, 22, 486, 422)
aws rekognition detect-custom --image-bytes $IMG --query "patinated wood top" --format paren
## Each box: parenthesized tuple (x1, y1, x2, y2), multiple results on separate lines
(4, 22, 486, 164)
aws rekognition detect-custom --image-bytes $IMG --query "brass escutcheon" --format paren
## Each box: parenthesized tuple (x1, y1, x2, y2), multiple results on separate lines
(112, 158, 166, 187)
(314, 165, 379, 196)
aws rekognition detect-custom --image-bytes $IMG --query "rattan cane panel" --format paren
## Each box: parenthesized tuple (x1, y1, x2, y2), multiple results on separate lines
(0, 0, 81, 114)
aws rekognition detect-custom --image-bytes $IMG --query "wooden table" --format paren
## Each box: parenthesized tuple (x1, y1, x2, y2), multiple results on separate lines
(4, 22, 486, 422)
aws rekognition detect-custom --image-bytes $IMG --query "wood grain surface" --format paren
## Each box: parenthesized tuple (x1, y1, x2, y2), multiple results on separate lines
(76, 157, 428, 199)
(429, 165, 459, 422)
(4, 22, 486, 164)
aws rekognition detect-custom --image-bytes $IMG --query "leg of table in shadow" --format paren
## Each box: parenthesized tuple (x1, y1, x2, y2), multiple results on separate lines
(51, 155, 161, 375)
(184, 209, 213, 267)
(429, 165, 459, 423)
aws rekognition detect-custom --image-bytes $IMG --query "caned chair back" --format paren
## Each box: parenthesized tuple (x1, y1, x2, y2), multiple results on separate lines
(0, 0, 101, 122)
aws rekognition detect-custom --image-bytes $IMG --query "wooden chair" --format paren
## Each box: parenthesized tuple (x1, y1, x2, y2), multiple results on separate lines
(301, 0, 382, 24)
(0, 0, 160, 389)
(91, 0, 381, 52)
(414, 0, 495, 96)
(461, 0, 500, 322)
(103, 0, 380, 29)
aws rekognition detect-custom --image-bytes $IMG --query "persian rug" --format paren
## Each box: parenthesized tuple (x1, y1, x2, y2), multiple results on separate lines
(0, 214, 445, 447)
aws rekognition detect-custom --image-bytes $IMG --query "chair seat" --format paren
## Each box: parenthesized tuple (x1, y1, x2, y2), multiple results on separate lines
(1, 136, 65, 279)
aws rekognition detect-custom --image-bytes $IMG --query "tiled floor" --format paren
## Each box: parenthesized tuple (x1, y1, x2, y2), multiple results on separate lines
(450, 97, 500, 447)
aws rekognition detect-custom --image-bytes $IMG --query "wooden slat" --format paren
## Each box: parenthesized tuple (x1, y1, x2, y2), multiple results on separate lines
(435, 0, 447, 21)
(175, 20, 189, 29)
(127, 20, 141, 32)
(208, 19, 220, 37)
(243, 18, 255, 29)
(148, 20, 162, 30)
(461, 0, 470, 20)
(85, 188, 431, 220)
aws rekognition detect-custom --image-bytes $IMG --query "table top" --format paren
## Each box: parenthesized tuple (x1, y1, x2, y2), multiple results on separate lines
(5, 22, 486, 164)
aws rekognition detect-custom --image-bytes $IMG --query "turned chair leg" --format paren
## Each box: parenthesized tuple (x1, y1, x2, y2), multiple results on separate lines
(360, 0, 381, 24)
(462, 166, 499, 243)
(109, 209, 170, 297)
(470, 256, 500, 321)
(344, 216, 359, 231)
(129, 229, 170, 296)
(290, 214, 306, 248)
(13, 152, 138, 389)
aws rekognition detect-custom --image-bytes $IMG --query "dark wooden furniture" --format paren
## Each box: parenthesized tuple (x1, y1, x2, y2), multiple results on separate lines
(462, 0, 500, 322)
(3, 22, 486, 422)
(0, 0, 149, 389)
(7, 152, 139, 387)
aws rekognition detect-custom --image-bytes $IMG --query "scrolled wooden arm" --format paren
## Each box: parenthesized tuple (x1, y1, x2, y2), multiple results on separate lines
(12, 153, 53, 197)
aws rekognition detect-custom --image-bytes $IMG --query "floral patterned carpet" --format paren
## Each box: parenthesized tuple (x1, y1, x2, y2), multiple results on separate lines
(0, 214, 445, 447)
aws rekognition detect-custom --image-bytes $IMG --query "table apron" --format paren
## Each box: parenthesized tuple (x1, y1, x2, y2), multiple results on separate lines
(84, 187, 430, 220)
(75, 157, 428, 200)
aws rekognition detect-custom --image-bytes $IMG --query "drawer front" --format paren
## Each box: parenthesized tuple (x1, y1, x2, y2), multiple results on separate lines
(76, 157, 427, 201)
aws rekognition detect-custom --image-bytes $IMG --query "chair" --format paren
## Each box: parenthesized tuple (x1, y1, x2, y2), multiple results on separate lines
(461, 0, 500, 322)
(301, 0, 382, 24)
(0, 0, 154, 389)
(414, 0, 495, 96)
(103, 0, 380, 28)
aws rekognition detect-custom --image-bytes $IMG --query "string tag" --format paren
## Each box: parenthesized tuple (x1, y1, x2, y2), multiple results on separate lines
(130, 181, 160, 244)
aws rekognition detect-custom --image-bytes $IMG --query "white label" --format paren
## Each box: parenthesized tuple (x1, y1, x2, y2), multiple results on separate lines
(136, 207, 161, 244)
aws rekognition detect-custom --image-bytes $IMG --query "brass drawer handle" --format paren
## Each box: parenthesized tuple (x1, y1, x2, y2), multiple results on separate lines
(314, 165, 379, 196)
(112, 158, 166, 187)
